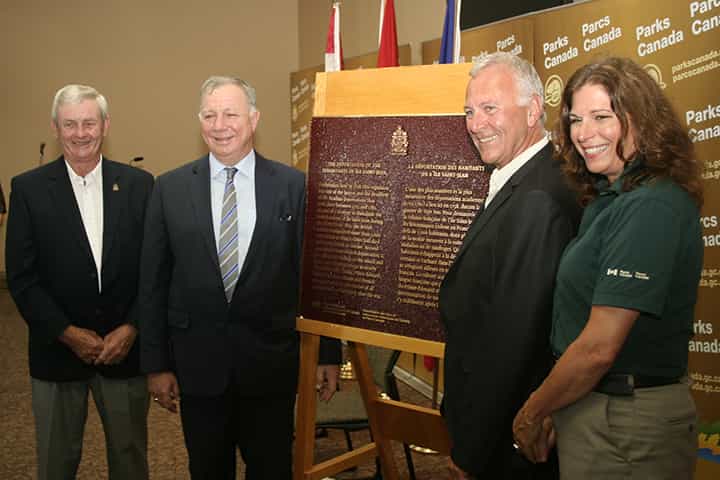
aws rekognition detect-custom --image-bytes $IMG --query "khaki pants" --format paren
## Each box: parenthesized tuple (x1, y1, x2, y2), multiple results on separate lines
(553, 380, 697, 480)
(32, 375, 149, 480)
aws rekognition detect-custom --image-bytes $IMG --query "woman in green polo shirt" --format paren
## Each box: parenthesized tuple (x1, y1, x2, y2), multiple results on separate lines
(511, 57, 704, 479)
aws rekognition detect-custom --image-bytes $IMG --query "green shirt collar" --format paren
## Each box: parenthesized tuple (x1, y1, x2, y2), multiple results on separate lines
(595, 156, 645, 195)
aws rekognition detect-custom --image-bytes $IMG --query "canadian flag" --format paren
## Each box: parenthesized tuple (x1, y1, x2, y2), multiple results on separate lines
(376, 0, 399, 68)
(325, 2, 343, 72)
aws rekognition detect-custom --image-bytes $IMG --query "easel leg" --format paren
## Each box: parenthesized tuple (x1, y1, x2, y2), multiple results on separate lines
(348, 342, 400, 480)
(294, 332, 320, 480)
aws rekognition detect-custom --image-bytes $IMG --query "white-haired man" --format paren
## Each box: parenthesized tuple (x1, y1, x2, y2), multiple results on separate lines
(6, 84, 153, 479)
(439, 52, 580, 479)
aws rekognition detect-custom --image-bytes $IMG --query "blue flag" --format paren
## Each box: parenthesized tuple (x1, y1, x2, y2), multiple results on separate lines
(439, 0, 460, 63)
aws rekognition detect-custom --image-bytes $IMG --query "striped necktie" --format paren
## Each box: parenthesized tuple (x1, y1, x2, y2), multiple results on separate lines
(218, 167, 239, 302)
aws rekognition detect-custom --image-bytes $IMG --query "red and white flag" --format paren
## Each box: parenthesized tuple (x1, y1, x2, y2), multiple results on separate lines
(376, 0, 398, 68)
(325, 2, 343, 72)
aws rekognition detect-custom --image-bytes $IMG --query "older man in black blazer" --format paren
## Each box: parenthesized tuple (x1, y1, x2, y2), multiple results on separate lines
(139, 76, 340, 479)
(440, 53, 581, 479)
(6, 84, 153, 479)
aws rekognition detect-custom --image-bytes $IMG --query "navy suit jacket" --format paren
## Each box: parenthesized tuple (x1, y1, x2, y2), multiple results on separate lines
(139, 153, 338, 397)
(439, 144, 580, 477)
(6, 157, 154, 381)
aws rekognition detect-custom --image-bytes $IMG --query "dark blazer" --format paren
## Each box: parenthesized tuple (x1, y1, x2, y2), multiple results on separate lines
(439, 143, 580, 478)
(139, 153, 338, 398)
(0, 182, 6, 213)
(6, 157, 154, 381)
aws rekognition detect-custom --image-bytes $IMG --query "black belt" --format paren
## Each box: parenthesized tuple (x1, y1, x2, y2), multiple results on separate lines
(593, 373, 679, 396)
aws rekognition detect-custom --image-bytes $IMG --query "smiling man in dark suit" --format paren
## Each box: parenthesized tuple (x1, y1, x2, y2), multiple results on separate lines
(139, 76, 340, 479)
(439, 53, 581, 479)
(6, 84, 153, 479)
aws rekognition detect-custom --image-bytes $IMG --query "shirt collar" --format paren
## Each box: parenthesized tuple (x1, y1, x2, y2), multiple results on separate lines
(597, 155, 645, 195)
(209, 150, 255, 181)
(65, 155, 103, 184)
(491, 135, 549, 185)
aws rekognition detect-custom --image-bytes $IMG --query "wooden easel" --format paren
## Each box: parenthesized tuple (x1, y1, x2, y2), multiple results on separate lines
(294, 64, 473, 480)
(294, 318, 450, 480)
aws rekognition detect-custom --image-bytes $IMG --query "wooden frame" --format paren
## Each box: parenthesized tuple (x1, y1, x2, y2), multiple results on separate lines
(294, 319, 450, 480)
(314, 63, 472, 117)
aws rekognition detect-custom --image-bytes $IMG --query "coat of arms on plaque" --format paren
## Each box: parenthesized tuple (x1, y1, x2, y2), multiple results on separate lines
(390, 126, 408, 156)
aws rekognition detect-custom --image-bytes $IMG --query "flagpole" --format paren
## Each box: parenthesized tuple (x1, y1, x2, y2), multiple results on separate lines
(454, 0, 462, 63)
(333, 2, 341, 69)
(378, 0, 385, 46)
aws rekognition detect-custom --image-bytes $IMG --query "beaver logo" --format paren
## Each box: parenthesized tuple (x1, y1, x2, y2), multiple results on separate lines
(544, 75, 564, 108)
(643, 64, 666, 89)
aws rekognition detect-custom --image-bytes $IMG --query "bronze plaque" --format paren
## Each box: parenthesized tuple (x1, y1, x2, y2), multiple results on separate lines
(300, 116, 489, 341)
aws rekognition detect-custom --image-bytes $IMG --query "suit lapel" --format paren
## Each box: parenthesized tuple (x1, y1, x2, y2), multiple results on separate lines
(189, 157, 222, 277)
(238, 154, 275, 282)
(46, 157, 94, 263)
(452, 183, 511, 264)
(101, 159, 121, 268)
(450, 144, 551, 268)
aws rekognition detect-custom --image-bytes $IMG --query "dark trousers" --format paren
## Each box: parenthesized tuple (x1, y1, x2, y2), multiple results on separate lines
(180, 384, 295, 480)
(465, 446, 558, 480)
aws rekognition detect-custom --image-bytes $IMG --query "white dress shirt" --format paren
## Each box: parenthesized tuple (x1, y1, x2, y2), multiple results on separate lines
(485, 136, 549, 208)
(210, 151, 257, 274)
(66, 157, 104, 292)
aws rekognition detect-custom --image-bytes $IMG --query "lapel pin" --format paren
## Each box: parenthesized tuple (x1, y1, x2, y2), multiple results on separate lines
(112, 183, 120, 191)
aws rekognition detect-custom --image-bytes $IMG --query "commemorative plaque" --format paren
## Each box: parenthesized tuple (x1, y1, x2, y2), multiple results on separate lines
(300, 116, 489, 341)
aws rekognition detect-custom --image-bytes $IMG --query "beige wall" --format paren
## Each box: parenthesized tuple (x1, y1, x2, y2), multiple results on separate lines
(0, 0, 300, 271)
(1, 1, 446, 271)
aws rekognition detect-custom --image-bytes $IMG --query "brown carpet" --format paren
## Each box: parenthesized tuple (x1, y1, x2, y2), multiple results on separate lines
(0, 290, 448, 479)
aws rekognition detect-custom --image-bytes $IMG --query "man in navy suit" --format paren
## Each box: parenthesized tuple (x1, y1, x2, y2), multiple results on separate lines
(440, 53, 580, 479)
(6, 84, 153, 479)
(139, 76, 340, 479)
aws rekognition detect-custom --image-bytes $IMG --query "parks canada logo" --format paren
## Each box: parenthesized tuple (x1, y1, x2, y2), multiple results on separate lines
(544, 75, 563, 108)
(643, 64, 667, 89)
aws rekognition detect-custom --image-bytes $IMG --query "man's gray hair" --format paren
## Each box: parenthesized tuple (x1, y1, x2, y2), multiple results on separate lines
(470, 52, 546, 124)
(199, 76, 257, 113)
(51, 84, 109, 123)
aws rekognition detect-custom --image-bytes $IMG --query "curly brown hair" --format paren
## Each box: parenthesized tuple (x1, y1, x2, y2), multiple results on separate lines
(554, 57, 703, 207)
